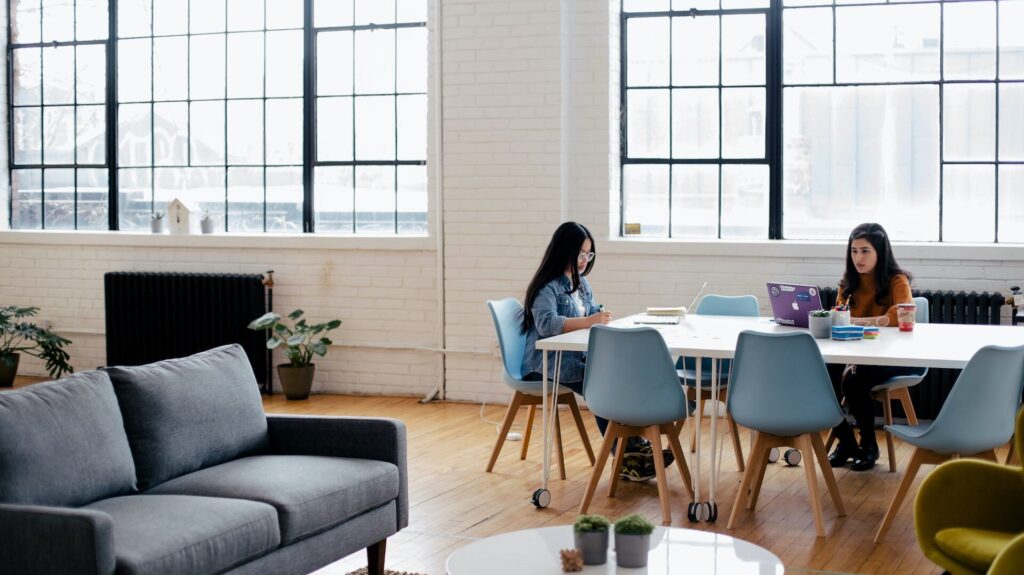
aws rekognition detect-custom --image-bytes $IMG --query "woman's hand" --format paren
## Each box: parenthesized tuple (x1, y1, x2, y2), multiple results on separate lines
(588, 310, 612, 327)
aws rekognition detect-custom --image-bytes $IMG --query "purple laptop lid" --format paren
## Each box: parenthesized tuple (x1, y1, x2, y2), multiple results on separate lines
(767, 283, 823, 328)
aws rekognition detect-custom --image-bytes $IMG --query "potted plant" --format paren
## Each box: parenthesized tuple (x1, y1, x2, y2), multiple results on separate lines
(0, 306, 73, 387)
(151, 211, 166, 233)
(200, 211, 216, 234)
(573, 514, 610, 565)
(247, 309, 341, 400)
(613, 514, 655, 568)
(808, 309, 832, 339)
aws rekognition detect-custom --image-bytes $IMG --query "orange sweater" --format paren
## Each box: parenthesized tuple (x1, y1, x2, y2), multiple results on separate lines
(836, 273, 912, 327)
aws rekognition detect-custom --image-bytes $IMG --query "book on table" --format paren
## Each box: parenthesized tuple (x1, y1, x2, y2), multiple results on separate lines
(645, 306, 686, 316)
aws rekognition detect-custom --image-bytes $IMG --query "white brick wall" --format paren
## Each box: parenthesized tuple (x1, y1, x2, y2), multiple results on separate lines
(1, 0, 1023, 403)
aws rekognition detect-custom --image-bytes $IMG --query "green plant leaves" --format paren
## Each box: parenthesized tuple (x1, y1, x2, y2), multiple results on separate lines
(248, 308, 341, 367)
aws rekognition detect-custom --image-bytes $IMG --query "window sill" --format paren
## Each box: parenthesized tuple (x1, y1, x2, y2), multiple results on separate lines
(0, 230, 435, 251)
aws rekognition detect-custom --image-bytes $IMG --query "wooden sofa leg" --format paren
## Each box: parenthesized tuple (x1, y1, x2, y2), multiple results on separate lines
(367, 539, 387, 575)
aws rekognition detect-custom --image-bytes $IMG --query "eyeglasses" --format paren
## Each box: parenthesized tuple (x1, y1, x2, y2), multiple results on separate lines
(577, 251, 595, 263)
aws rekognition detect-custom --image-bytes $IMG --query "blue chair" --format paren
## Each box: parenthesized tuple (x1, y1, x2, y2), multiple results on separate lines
(485, 299, 595, 478)
(578, 325, 694, 525)
(726, 331, 846, 538)
(874, 344, 1024, 543)
(677, 294, 759, 471)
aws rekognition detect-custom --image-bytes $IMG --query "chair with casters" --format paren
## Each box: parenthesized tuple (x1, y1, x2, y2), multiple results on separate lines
(725, 330, 846, 538)
(914, 407, 1024, 575)
(826, 296, 930, 472)
(874, 344, 1024, 543)
(676, 294, 759, 472)
(485, 298, 595, 479)
(578, 325, 694, 525)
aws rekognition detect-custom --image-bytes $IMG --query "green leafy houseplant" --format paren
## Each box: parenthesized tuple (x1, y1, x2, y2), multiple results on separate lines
(573, 514, 611, 533)
(248, 309, 341, 400)
(0, 306, 73, 386)
(810, 309, 832, 318)
(613, 514, 655, 536)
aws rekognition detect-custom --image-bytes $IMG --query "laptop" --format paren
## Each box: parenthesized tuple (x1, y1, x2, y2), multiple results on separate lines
(635, 282, 708, 325)
(766, 282, 823, 328)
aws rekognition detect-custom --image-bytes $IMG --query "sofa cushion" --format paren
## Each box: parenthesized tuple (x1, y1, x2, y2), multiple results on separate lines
(85, 494, 280, 575)
(935, 527, 1017, 572)
(105, 344, 269, 489)
(0, 371, 137, 506)
(147, 455, 400, 545)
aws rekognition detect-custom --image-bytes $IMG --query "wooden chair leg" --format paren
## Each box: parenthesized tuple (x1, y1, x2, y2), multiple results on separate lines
(367, 539, 386, 575)
(728, 432, 766, 529)
(975, 449, 999, 462)
(881, 390, 897, 473)
(486, 392, 524, 472)
(554, 403, 566, 480)
(747, 439, 772, 511)
(797, 434, 827, 538)
(565, 394, 596, 465)
(662, 422, 694, 501)
(580, 422, 619, 514)
(1007, 440, 1018, 465)
(809, 431, 845, 516)
(645, 425, 672, 525)
(729, 416, 745, 472)
(894, 388, 919, 425)
(520, 404, 536, 460)
(824, 397, 847, 452)
(607, 429, 628, 498)
(874, 448, 943, 543)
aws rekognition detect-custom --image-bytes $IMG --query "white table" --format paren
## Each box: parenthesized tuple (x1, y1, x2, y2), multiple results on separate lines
(445, 525, 784, 574)
(534, 314, 1024, 517)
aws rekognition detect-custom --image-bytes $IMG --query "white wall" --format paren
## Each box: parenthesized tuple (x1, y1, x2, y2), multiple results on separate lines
(2, 1, 1023, 401)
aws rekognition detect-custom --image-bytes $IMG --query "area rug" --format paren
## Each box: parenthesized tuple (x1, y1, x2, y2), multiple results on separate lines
(344, 568, 428, 575)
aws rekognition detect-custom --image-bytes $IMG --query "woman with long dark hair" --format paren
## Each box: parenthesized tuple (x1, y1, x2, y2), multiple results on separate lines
(827, 222, 917, 471)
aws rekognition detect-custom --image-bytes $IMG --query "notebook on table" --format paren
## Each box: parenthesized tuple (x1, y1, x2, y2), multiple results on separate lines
(766, 282, 823, 329)
(635, 282, 708, 325)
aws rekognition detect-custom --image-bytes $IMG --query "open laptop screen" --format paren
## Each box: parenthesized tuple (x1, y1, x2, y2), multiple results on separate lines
(766, 283, 823, 328)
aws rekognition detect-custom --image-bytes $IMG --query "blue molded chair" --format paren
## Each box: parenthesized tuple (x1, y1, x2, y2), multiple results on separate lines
(485, 299, 595, 478)
(873, 344, 1024, 542)
(578, 325, 694, 525)
(726, 331, 846, 538)
(677, 294, 759, 471)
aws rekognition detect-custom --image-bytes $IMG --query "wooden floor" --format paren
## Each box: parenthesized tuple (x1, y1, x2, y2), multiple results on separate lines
(261, 394, 1000, 575)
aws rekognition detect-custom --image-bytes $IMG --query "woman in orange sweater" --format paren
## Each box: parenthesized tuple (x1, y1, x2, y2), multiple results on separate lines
(827, 223, 917, 471)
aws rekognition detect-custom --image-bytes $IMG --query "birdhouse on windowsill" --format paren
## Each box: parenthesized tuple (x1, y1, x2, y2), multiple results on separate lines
(166, 198, 202, 235)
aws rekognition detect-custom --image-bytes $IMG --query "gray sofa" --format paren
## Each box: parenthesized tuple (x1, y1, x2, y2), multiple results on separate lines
(0, 344, 407, 575)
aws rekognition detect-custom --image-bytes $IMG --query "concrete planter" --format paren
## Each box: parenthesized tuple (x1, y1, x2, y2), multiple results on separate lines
(614, 533, 650, 568)
(573, 530, 608, 565)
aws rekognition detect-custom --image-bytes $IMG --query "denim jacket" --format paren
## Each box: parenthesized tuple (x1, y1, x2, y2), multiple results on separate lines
(520, 275, 599, 383)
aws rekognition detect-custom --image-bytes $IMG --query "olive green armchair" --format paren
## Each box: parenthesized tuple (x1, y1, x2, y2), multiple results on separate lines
(915, 408, 1024, 575)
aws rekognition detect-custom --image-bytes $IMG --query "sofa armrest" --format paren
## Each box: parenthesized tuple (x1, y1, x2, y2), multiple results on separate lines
(266, 415, 408, 529)
(0, 503, 115, 575)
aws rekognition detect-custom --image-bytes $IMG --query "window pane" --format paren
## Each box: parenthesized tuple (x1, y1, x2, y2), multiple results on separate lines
(397, 94, 426, 160)
(943, 165, 995, 243)
(266, 0, 303, 29)
(672, 16, 718, 86)
(836, 4, 939, 83)
(943, 83, 995, 162)
(722, 88, 765, 159)
(355, 29, 396, 94)
(41, 0, 73, 42)
(318, 31, 354, 96)
(266, 99, 302, 164)
(154, 37, 189, 101)
(627, 89, 670, 158)
(266, 167, 302, 232)
(227, 100, 263, 165)
(355, 0, 394, 26)
(77, 45, 106, 105)
(783, 7, 832, 85)
(266, 30, 303, 97)
(118, 39, 152, 102)
(783, 85, 940, 240)
(118, 168, 153, 229)
(119, 103, 152, 166)
(315, 166, 354, 233)
(623, 165, 669, 237)
(77, 169, 109, 230)
(624, 0, 669, 13)
(315, 0, 353, 27)
(1000, 1, 1024, 79)
(1000, 83, 1024, 161)
(153, 102, 188, 165)
(191, 0, 226, 33)
(627, 17, 670, 87)
(11, 0, 42, 44)
(118, 0, 151, 37)
(44, 106, 75, 164)
(672, 88, 718, 159)
(12, 170, 43, 228)
(943, 1, 995, 81)
(397, 27, 427, 93)
(722, 0, 768, 8)
(672, 0, 716, 8)
(397, 165, 426, 234)
(721, 164, 768, 239)
(154, 167, 225, 214)
(228, 0, 263, 31)
(76, 105, 105, 164)
(43, 168, 75, 229)
(227, 32, 265, 99)
(396, 0, 426, 23)
(43, 46, 75, 105)
(317, 97, 354, 161)
(722, 14, 765, 86)
(227, 167, 263, 232)
(153, 0, 188, 36)
(77, 0, 108, 41)
(999, 166, 1024, 243)
(14, 107, 43, 164)
(191, 35, 226, 100)
(671, 165, 718, 238)
(355, 166, 396, 233)
(190, 101, 226, 165)
(13, 48, 41, 106)
(355, 96, 395, 160)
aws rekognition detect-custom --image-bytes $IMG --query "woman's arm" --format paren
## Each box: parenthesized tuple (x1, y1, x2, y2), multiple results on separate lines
(881, 275, 913, 327)
(562, 313, 610, 333)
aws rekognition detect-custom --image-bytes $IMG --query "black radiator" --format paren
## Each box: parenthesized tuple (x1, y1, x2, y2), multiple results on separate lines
(818, 287, 1005, 419)
(105, 272, 271, 393)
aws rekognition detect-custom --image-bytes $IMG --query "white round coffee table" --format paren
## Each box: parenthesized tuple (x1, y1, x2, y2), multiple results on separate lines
(445, 525, 784, 574)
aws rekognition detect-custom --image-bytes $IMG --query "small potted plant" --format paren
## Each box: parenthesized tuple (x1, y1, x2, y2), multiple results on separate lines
(808, 309, 832, 339)
(573, 514, 610, 565)
(613, 514, 655, 568)
(200, 211, 216, 234)
(247, 309, 341, 400)
(0, 306, 73, 387)
(150, 211, 166, 233)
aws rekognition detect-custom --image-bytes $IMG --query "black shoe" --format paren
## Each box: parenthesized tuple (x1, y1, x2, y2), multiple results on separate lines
(631, 442, 675, 468)
(828, 442, 858, 468)
(851, 444, 879, 471)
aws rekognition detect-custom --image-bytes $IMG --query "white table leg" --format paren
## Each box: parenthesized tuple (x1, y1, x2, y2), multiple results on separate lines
(709, 357, 719, 521)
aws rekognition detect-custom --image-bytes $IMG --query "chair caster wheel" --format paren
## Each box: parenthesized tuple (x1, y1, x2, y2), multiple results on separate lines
(767, 447, 780, 463)
(706, 502, 718, 523)
(784, 449, 802, 466)
(687, 502, 700, 522)
(532, 488, 550, 508)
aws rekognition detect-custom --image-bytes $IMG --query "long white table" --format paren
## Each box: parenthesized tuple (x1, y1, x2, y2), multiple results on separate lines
(534, 314, 1024, 518)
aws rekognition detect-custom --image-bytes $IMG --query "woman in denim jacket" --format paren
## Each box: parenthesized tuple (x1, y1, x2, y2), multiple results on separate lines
(519, 222, 668, 481)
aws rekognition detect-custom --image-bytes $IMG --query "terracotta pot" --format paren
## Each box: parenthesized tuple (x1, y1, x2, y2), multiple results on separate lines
(0, 353, 21, 387)
(277, 364, 315, 400)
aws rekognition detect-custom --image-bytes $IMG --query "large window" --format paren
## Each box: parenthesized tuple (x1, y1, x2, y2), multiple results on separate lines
(622, 0, 1024, 242)
(7, 0, 428, 234)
